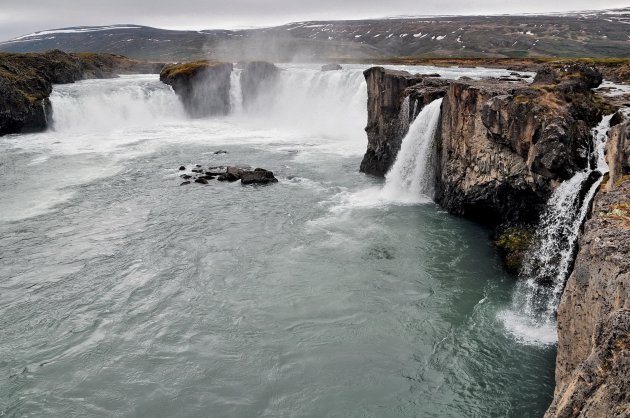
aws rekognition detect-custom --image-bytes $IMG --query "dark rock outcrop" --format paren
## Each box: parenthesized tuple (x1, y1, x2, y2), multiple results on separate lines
(360, 64, 605, 225)
(239, 61, 280, 111)
(160, 60, 233, 117)
(360, 67, 447, 176)
(241, 168, 279, 185)
(180, 165, 277, 185)
(435, 74, 604, 224)
(606, 116, 630, 190)
(321, 63, 342, 71)
(0, 50, 161, 136)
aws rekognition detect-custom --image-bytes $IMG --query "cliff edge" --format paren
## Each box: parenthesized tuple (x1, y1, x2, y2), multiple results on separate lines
(545, 117, 630, 418)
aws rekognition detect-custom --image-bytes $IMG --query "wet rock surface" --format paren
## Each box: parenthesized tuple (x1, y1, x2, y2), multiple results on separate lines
(177, 164, 278, 186)
(239, 61, 280, 110)
(321, 63, 342, 71)
(160, 60, 233, 117)
(360, 64, 608, 226)
(546, 177, 630, 417)
(0, 50, 162, 136)
(360, 67, 447, 177)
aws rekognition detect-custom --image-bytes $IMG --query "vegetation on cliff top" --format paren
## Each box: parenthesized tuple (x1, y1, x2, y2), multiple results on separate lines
(160, 60, 227, 80)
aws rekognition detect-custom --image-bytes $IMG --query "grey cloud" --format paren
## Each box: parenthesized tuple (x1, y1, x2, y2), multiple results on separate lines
(0, 0, 627, 41)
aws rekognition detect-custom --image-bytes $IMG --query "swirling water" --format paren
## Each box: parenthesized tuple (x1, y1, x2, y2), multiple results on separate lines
(0, 68, 553, 417)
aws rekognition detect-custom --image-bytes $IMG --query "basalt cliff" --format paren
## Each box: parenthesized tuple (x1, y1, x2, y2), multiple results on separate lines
(361, 63, 629, 416)
(0, 50, 162, 136)
(361, 63, 608, 225)
(159, 60, 280, 116)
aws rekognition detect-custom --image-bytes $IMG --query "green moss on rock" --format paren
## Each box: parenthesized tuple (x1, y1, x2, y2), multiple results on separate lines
(495, 225, 535, 273)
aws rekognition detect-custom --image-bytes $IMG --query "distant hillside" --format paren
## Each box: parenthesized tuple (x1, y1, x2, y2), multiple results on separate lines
(1, 8, 629, 61)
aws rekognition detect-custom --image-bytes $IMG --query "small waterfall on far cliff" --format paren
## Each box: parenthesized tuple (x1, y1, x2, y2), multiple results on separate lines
(229, 68, 243, 114)
(500, 115, 613, 344)
(381, 98, 443, 202)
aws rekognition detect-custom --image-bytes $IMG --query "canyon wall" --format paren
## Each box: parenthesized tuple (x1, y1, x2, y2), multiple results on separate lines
(361, 64, 606, 226)
(544, 118, 630, 418)
(0, 50, 163, 136)
(361, 64, 629, 415)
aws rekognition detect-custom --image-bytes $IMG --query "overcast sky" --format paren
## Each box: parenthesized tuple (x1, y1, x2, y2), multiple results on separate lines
(0, 0, 627, 42)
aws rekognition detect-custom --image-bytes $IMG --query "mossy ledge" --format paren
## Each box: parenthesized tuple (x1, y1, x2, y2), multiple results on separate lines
(0, 49, 164, 136)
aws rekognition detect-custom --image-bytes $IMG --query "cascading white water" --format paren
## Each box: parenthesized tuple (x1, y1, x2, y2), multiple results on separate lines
(500, 114, 613, 344)
(241, 67, 367, 145)
(229, 68, 243, 115)
(50, 75, 185, 132)
(381, 98, 443, 202)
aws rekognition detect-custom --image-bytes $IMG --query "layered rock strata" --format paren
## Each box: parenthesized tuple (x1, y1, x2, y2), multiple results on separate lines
(239, 61, 280, 111)
(361, 63, 608, 225)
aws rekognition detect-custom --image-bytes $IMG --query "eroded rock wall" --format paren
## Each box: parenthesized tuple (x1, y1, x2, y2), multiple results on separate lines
(361, 64, 604, 225)
(160, 60, 233, 117)
(359, 67, 446, 177)
(545, 118, 630, 418)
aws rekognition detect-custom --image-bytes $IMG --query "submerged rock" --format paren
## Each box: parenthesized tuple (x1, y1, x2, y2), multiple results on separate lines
(180, 181, 191, 186)
(194, 178, 209, 185)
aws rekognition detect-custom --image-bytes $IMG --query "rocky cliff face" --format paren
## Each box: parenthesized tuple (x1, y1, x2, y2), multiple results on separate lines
(545, 118, 630, 417)
(239, 61, 280, 111)
(360, 67, 447, 177)
(0, 50, 163, 136)
(160, 60, 233, 117)
(361, 64, 605, 225)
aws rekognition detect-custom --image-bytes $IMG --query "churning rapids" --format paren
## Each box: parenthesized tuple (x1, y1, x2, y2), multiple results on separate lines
(0, 65, 555, 417)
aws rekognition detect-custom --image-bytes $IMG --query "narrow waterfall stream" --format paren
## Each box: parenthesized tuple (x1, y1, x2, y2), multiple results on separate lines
(501, 115, 614, 344)
(382, 98, 443, 202)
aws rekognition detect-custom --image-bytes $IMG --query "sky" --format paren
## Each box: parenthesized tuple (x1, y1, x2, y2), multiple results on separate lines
(0, 0, 628, 42)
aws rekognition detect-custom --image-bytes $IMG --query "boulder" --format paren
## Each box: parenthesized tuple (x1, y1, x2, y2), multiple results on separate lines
(241, 168, 279, 185)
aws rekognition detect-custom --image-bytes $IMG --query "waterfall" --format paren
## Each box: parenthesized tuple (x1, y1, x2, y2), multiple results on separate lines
(49, 76, 185, 133)
(239, 67, 367, 143)
(381, 98, 443, 202)
(397, 96, 411, 138)
(500, 114, 613, 344)
(229, 68, 243, 115)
